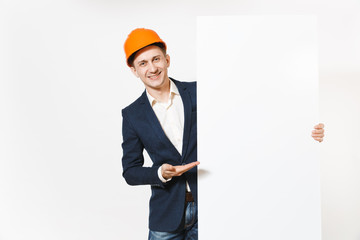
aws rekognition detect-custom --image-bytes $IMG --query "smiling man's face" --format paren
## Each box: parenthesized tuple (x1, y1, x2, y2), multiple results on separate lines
(130, 45, 170, 92)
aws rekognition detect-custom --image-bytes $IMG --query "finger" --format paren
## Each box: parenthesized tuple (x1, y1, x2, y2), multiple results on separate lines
(184, 161, 200, 170)
(313, 137, 323, 142)
(314, 123, 324, 129)
(312, 136, 324, 141)
(175, 161, 200, 175)
(312, 132, 324, 136)
(312, 136, 324, 140)
(312, 131, 324, 136)
(312, 133, 324, 137)
(177, 162, 199, 173)
(312, 129, 324, 134)
(162, 164, 175, 172)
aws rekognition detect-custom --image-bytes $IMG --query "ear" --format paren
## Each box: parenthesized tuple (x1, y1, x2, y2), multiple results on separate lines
(166, 54, 170, 68)
(130, 66, 139, 78)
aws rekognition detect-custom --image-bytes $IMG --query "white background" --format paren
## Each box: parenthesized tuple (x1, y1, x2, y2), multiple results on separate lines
(197, 16, 320, 239)
(1, 0, 360, 239)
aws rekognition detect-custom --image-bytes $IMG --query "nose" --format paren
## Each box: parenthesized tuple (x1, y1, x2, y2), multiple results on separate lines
(148, 62, 157, 73)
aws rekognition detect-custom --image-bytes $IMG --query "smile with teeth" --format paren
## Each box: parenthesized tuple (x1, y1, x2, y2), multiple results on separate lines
(148, 71, 161, 80)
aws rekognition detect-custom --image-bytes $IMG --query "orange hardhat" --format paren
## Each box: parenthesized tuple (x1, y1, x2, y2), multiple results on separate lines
(124, 28, 167, 67)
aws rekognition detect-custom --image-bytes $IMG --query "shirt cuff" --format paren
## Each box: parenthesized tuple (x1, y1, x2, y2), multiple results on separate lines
(158, 165, 172, 183)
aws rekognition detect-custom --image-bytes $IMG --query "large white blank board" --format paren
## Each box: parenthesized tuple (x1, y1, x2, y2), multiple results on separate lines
(197, 16, 320, 239)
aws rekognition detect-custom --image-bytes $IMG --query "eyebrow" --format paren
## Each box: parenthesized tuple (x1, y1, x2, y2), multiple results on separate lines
(136, 55, 162, 66)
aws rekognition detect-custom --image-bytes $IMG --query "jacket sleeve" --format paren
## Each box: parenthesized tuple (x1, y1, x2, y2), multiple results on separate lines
(121, 109, 166, 188)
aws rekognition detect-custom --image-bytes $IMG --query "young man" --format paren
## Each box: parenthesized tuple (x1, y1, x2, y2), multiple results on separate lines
(122, 28, 199, 240)
(121, 28, 325, 240)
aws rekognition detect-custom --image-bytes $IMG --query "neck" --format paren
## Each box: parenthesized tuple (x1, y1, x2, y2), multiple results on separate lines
(146, 78, 171, 103)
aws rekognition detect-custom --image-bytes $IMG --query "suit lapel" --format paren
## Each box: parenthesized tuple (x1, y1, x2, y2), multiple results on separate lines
(173, 80, 192, 161)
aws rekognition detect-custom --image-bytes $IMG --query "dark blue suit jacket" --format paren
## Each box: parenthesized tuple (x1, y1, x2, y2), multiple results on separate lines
(121, 78, 197, 232)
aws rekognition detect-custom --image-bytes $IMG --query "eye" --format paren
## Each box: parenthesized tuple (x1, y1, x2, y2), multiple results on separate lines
(154, 57, 160, 62)
(139, 62, 146, 67)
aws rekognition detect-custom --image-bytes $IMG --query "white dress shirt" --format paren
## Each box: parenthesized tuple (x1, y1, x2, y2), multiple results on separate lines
(146, 80, 191, 192)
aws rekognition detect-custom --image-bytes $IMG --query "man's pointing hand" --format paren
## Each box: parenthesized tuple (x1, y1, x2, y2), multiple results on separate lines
(161, 161, 200, 180)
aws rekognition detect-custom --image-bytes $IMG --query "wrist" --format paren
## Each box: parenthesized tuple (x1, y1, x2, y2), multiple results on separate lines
(158, 165, 172, 183)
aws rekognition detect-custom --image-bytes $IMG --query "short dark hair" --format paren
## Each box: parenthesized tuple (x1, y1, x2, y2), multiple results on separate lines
(128, 42, 167, 67)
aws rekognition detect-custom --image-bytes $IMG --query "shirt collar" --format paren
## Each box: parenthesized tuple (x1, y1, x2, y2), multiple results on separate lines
(146, 79, 180, 106)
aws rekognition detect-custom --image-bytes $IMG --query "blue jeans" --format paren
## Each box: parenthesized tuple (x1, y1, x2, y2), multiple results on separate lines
(148, 202, 198, 240)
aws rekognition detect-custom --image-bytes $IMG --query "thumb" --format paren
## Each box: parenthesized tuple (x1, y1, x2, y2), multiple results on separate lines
(162, 163, 174, 172)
